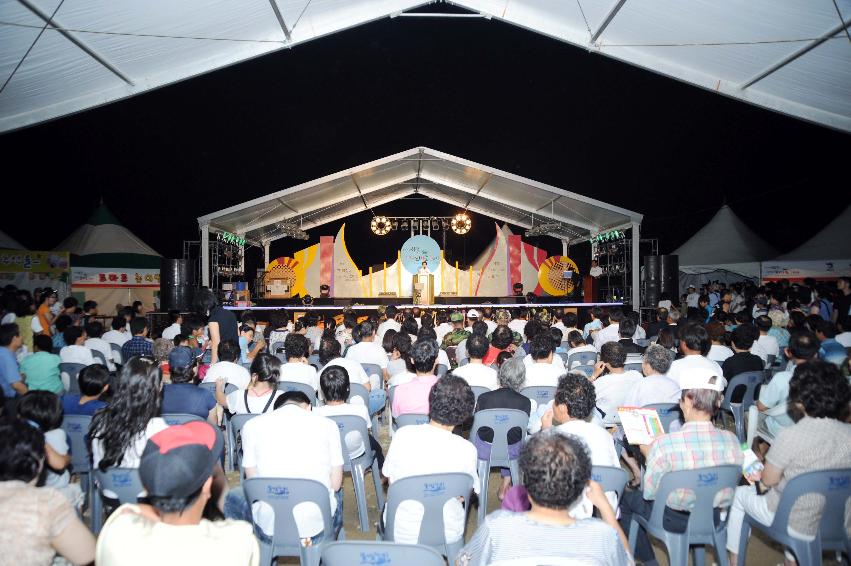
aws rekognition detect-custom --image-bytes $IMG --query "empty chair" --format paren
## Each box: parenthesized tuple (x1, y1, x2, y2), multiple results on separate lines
(227, 413, 259, 474)
(520, 386, 556, 406)
(329, 415, 385, 532)
(109, 343, 123, 365)
(642, 403, 681, 433)
(322, 541, 444, 566)
(92, 467, 144, 534)
(276, 381, 317, 406)
(627, 465, 741, 566)
(469, 408, 529, 523)
(736, 468, 851, 565)
(242, 477, 338, 566)
(567, 350, 597, 369)
(161, 413, 205, 426)
(91, 350, 109, 367)
(720, 371, 764, 442)
(436, 363, 448, 377)
(394, 413, 429, 429)
(379, 472, 474, 564)
(591, 465, 629, 505)
(61, 414, 93, 514)
(60, 362, 86, 394)
(470, 386, 490, 403)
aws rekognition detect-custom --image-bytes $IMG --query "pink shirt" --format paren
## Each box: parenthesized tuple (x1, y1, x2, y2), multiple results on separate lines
(391, 374, 438, 416)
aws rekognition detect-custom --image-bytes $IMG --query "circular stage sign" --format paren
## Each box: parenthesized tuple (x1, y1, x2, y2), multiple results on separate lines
(538, 256, 580, 296)
(401, 235, 441, 274)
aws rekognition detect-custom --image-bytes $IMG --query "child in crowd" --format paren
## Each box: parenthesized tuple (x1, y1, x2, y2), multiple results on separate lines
(62, 364, 109, 416)
(238, 324, 255, 364)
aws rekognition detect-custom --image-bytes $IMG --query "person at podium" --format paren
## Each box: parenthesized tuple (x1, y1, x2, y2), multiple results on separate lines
(417, 261, 430, 277)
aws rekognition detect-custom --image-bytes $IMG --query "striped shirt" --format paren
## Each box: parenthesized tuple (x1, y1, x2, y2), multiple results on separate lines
(458, 510, 631, 566)
(643, 421, 742, 510)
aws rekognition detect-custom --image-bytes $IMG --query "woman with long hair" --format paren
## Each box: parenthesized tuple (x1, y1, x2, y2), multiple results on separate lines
(215, 353, 282, 415)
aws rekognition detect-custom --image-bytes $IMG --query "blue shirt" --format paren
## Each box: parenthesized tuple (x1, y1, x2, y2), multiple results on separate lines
(61, 394, 107, 416)
(583, 319, 602, 339)
(52, 334, 67, 349)
(238, 336, 250, 364)
(121, 336, 153, 361)
(161, 383, 216, 419)
(0, 348, 21, 398)
(819, 338, 846, 366)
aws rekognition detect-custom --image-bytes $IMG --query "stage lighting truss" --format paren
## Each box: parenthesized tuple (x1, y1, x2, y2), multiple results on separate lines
(524, 221, 562, 238)
(451, 212, 472, 235)
(371, 215, 391, 235)
(276, 221, 309, 240)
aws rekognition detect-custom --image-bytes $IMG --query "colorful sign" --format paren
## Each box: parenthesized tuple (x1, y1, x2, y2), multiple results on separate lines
(72, 267, 160, 288)
(538, 256, 580, 296)
(0, 250, 69, 274)
(217, 231, 245, 247)
(401, 235, 440, 274)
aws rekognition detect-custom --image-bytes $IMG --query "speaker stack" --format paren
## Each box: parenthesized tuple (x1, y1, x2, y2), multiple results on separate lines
(160, 259, 195, 312)
(643, 255, 679, 308)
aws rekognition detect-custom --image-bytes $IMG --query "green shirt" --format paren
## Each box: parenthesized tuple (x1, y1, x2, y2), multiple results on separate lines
(441, 329, 471, 348)
(20, 351, 64, 395)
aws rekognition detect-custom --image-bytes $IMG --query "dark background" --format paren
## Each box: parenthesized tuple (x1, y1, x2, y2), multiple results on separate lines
(2, 5, 849, 275)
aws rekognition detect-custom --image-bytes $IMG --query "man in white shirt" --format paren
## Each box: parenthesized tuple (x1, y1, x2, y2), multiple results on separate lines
(382, 375, 479, 545)
(278, 334, 319, 392)
(160, 310, 183, 341)
(593, 307, 624, 351)
(523, 333, 565, 387)
(84, 320, 116, 371)
(103, 315, 131, 347)
(507, 309, 528, 341)
(551, 311, 579, 343)
(622, 344, 681, 407)
(433, 311, 454, 346)
(202, 340, 251, 389)
(318, 338, 376, 411)
(60, 326, 95, 366)
(589, 341, 642, 424)
(345, 321, 388, 382)
(706, 322, 734, 365)
(666, 323, 726, 388)
(376, 306, 402, 345)
(754, 315, 780, 362)
(478, 308, 498, 335)
(452, 334, 499, 390)
(686, 285, 700, 309)
(464, 309, 482, 334)
(589, 259, 603, 278)
(224, 390, 344, 541)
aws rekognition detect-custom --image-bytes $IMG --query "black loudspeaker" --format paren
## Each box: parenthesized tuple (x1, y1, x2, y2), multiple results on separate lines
(659, 255, 679, 299)
(160, 259, 194, 311)
(643, 256, 662, 308)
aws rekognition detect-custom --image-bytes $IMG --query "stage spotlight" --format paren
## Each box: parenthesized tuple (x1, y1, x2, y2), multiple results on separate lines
(451, 212, 471, 235)
(400, 220, 409, 231)
(371, 216, 391, 236)
(431, 219, 440, 231)
(391, 220, 398, 230)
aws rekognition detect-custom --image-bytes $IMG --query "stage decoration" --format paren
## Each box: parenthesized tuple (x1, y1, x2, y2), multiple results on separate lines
(264, 257, 299, 298)
(451, 213, 471, 235)
(333, 225, 366, 297)
(538, 255, 580, 296)
(475, 224, 509, 296)
(401, 235, 440, 274)
(370, 216, 391, 235)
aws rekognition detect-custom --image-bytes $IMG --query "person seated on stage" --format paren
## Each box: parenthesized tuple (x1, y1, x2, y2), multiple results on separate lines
(161, 346, 216, 423)
(523, 333, 564, 388)
(721, 325, 764, 381)
(441, 311, 471, 350)
(390, 339, 439, 417)
(59, 326, 95, 366)
(61, 363, 109, 416)
(453, 334, 499, 390)
(278, 333, 318, 393)
(345, 320, 388, 385)
(583, 306, 604, 340)
(483, 325, 516, 366)
(667, 323, 725, 388)
(512, 282, 524, 297)
(459, 431, 631, 566)
(588, 341, 642, 425)
(617, 317, 645, 355)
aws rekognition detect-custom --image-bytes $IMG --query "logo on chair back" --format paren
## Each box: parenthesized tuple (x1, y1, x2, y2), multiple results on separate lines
(747, 375, 758, 383)
(266, 485, 290, 498)
(337, 422, 345, 430)
(113, 472, 133, 487)
(591, 473, 602, 483)
(494, 414, 509, 424)
(67, 423, 83, 432)
(657, 408, 671, 416)
(423, 481, 446, 498)
(829, 476, 850, 491)
(536, 390, 550, 399)
(697, 472, 718, 487)
(415, 416, 428, 425)
(359, 552, 391, 565)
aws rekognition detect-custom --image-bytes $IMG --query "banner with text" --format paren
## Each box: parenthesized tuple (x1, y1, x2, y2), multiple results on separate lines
(72, 267, 160, 288)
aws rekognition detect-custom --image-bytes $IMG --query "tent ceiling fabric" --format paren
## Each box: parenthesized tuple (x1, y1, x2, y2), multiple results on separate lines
(671, 204, 778, 265)
(198, 146, 642, 244)
(1, 1, 850, 133)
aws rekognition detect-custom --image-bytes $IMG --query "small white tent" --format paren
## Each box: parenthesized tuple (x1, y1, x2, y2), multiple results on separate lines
(762, 205, 851, 281)
(672, 205, 777, 288)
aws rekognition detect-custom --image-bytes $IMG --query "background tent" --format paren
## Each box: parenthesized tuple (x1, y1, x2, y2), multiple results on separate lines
(672, 204, 777, 290)
(57, 205, 162, 312)
(0, 228, 70, 296)
(762, 205, 851, 282)
(0, 229, 24, 250)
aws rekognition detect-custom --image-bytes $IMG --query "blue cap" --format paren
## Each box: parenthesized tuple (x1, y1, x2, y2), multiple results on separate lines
(168, 346, 194, 371)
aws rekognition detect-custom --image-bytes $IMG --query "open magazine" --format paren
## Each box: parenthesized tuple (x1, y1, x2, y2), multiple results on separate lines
(617, 407, 665, 445)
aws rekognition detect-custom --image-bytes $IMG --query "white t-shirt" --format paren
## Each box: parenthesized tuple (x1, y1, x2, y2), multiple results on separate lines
(523, 354, 565, 371)
(436, 348, 450, 370)
(241, 405, 343, 538)
(593, 323, 620, 351)
(314, 402, 371, 457)
(279, 362, 319, 392)
(452, 363, 499, 390)
(382, 423, 479, 544)
(60, 344, 95, 366)
(203, 361, 251, 390)
(750, 341, 769, 365)
(508, 320, 527, 340)
(523, 361, 564, 387)
(589, 266, 603, 278)
(593, 370, 643, 423)
(756, 334, 780, 358)
(622, 374, 682, 407)
(103, 329, 131, 347)
(666, 355, 726, 388)
(388, 371, 417, 388)
(657, 300, 673, 311)
(632, 325, 647, 341)
(434, 323, 454, 345)
(160, 323, 182, 341)
(345, 341, 388, 369)
(837, 331, 851, 348)
(686, 293, 700, 308)
(376, 319, 402, 344)
(553, 420, 620, 518)
(707, 344, 734, 364)
(85, 337, 116, 370)
(323, 357, 372, 389)
(225, 388, 282, 414)
(92, 418, 169, 469)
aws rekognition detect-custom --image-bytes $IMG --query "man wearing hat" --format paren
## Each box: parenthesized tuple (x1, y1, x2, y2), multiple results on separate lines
(491, 309, 523, 347)
(161, 346, 217, 421)
(463, 308, 480, 333)
(96, 422, 259, 565)
(441, 311, 471, 349)
(617, 368, 743, 565)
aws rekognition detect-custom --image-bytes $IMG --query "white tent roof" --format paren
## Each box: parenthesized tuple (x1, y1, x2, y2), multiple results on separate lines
(1, 0, 850, 133)
(672, 204, 778, 266)
(56, 204, 160, 257)
(197, 146, 642, 245)
(774, 204, 851, 261)
(0, 229, 24, 250)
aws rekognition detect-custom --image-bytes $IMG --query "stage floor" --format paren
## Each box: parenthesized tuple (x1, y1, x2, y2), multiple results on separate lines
(224, 300, 622, 311)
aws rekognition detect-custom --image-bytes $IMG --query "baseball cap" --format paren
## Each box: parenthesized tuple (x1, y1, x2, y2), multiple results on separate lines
(450, 312, 464, 322)
(139, 421, 223, 498)
(679, 368, 725, 392)
(168, 346, 194, 371)
(687, 285, 696, 290)
(466, 309, 480, 319)
(495, 309, 511, 324)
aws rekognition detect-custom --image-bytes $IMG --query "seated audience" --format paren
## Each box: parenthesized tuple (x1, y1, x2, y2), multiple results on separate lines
(722, 325, 765, 380)
(1, 324, 28, 413)
(121, 317, 153, 361)
(453, 334, 499, 390)
(52, 314, 72, 349)
(102, 315, 131, 355)
(385, 331, 412, 379)
(345, 320, 389, 383)
(589, 341, 642, 424)
(552, 310, 580, 343)
(523, 333, 564, 387)
(390, 339, 439, 417)
(383, 375, 479, 545)
(617, 317, 645, 354)
(483, 325, 515, 366)
(160, 309, 184, 341)
(0, 419, 96, 565)
(59, 326, 95, 366)
(161, 346, 216, 422)
(583, 306, 604, 339)
(459, 431, 631, 565)
(767, 310, 791, 351)
(455, 320, 488, 364)
(441, 311, 472, 349)
(62, 363, 109, 416)
(278, 333, 319, 392)
(216, 353, 282, 415)
(754, 315, 780, 361)
(814, 319, 846, 366)
(667, 323, 725, 388)
(20, 334, 63, 394)
(706, 321, 734, 364)
(623, 344, 681, 407)
(318, 337, 373, 404)
(84, 320, 116, 371)
(646, 307, 669, 339)
(202, 340, 251, 389)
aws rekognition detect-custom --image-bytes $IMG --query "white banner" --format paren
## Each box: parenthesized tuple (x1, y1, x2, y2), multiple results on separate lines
(72, 267, 160, 288)
(761, 259, 851, 281)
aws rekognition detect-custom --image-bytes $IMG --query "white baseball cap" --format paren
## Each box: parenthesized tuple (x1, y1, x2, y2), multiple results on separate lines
(466, 309, 480, 318)
(679, 368, 725, 392)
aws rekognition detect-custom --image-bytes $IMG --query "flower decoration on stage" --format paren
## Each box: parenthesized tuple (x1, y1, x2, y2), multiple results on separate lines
(370, 216, 391, 236)
(451, 212, 471, 235)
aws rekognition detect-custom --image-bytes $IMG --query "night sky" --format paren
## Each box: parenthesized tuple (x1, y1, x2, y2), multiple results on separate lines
(2, 5, 849, 278)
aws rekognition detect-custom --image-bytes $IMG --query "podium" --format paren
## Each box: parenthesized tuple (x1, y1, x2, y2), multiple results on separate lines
(584, 275, 599, 302)
(412, 274, 434, 305)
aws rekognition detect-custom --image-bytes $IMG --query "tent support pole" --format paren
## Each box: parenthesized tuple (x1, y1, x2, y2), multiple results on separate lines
(591, 0, 627, 42)
(263, 241, 270, 267)
(631, 221, 640, 308)
(200, 222, 210, 288)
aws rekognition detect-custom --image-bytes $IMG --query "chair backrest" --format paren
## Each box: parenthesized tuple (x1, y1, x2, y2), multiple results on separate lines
(470, 409, 528, 462)
(322, 541, 445, 566)
(567, 350, 597, 369)
(641, 403, 681, 433)
(721, 371, 764, 412)
(60, 363, 87, 394)
(276, 381, 317, 405)
(95, 468, 144, 504)
(436, 364, 448, 377)
(270, 341, 285, 354)
(243, 477, 333, 556)
(591, 465, 629, 503)
(470, 386, 490, 403)
(766, 354, 777, 368)
(61, 414, 93, 473)
(384, 473, 473, 547)
(109, 342, 124, 365)
(161, 413, 205, 426)
(624, 362, 643, 373)
(229, 412, 259, 470)
(649, 465, 741, 539)
(91, 350, 109, 367)
(520, 386, 556, 406)
(768, 468, 851, 548)
(557, 352, 569, 365)
(329, 414, 374, 467)
(200, 381, 238, 398)
(361, 364, 383, 384)
(394, 413, 430, 428)
(348, 382, 370, 408)
(573, 364, 594, 378)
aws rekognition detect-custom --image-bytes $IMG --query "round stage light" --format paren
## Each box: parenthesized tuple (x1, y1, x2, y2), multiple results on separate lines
(451, 212, 471, 235)
(371, 216, 391, 236)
